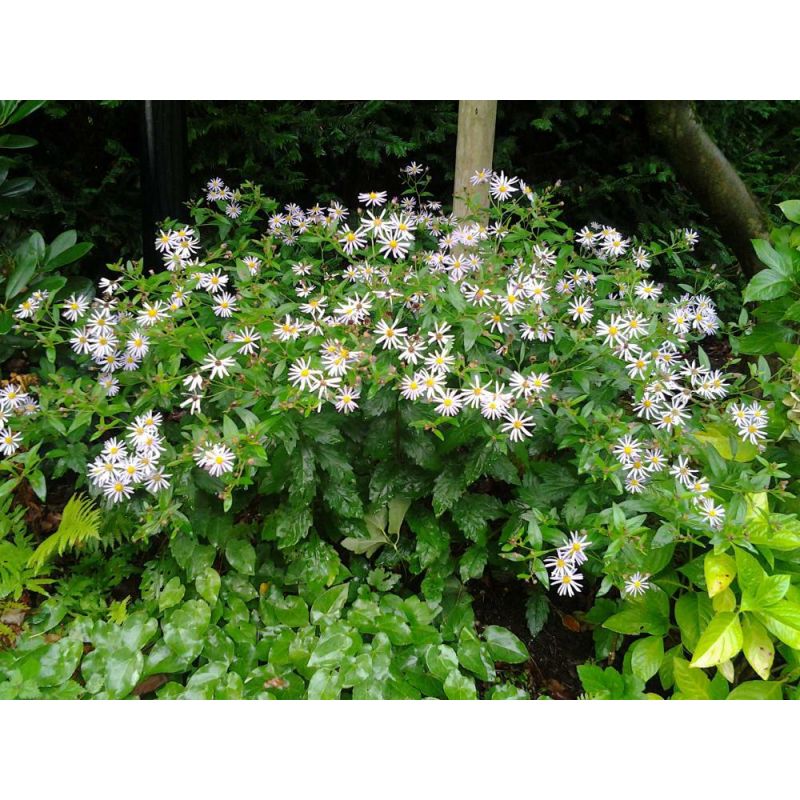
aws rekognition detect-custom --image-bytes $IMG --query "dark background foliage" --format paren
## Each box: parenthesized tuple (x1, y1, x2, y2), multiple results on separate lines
(11, 100, 800, 275)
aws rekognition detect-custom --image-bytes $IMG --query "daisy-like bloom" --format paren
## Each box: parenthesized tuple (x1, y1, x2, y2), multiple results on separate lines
(509, 372, 534, 399)
(338, 225, 366, 255)
(288, 357, 322, 391)
(233, 326, 261, 356)
(118, 458, 143, 484)
(575, 226, 597, 247)
(670, 456, 697, 488)
(213, 291, 238, 318)
(688, 476, 711, 495)
(501, 409, 535, 442)
(327, 200, 348, 222)
(644, 447, 666, 473)
(635, 280, 662, 301)
(427, 321, 454, 348)
(544, 554, 574, 578)
(463, 283, 494, 308)
(275, 315, 301, 341)
(183, 373, 204, 392)
(489, 171, 518, 201)
(374, 317, 407, 350)
(155, 229, 178, 253)
(242, 255, 261, 276)
(624, 572, 651, 597)
(87, 309, 117, 334)
(683, 228, 700, 249)
(61, 294, 90, 322)
(197, 444, 236, 477)
(527, 279, 550, 306)
(398, 338, 427, 366)
(480, 384, 511, 420)
(358, 190, 387, 208)
(199, 269, 228, 294)
(667, 306, 691, 336)
(500, 285, 527, 316)
(625, 350, 651, 380)
(88, 457, 118, 487)
(359, 210, 387, 237)
(16, 296, 41, 319)
(104, 477, 135, 504)
(435, 389, 463, 417)
(696, 497, 725, 530)
(553, 570, 583, 597)
(97, 277, 121, 296)
(654, 402, 688, 432)
(612, 434, 641, 464)
(738, 421, 767, 445)
(127, 330, 150, 359)
(414, 369, 443, 400)
(98, 373, 120, 396)
(625, 474, 647, 494)
(399, 373, 425, 401)
(0, 427, 22, 456)
(201, 354, 236, 380)
(0, 383, 26, 410)
(602, 234, 629, 258)
(424, 349, 455, 375)
(144, 470, 171, 492)
(568, 295, 593, 324)
(180, 393, 203, 415)
(621, 312, 648, 339)
(137, 301, 168, 327)
(558, 532, 591, 566)
(225, 201, 242, 219)
(460, 374, 489, 408)
(694, 369, 729, 400)
(70, 326, 92, 355)
(529, 372, 551, 396)
(102, 437, 127, 462)
(169, 287, 191, 310)
(596, 315, 627, 347)
(470, 167, 493, 185)
(334, 385, 360, 414)
(377, 231, 410, 260)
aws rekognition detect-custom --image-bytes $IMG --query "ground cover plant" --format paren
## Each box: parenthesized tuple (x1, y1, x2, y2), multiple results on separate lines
(2, 161, 800, 699)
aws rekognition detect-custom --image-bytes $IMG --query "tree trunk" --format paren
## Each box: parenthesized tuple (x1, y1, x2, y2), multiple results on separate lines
(646, 101, 769, 276)
(452, 101, 497, 220)
(140, 100, 188, 268)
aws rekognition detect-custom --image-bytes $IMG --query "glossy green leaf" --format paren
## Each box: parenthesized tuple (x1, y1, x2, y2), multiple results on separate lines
(443, 669, 477, 700)
(225, 539, 256, 575)
(310, 583, 350, 624)
(741, 615, 774, 680)
(690, 612, 743, 669)
(629, 636, 664, 682)
(483, 625, 529, 664)
(195, 568, 221, 606)
(727, 681, 782, 700)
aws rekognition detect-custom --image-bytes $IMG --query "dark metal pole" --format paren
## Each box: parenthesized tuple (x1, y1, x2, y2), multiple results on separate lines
(140, 100, 188, 268)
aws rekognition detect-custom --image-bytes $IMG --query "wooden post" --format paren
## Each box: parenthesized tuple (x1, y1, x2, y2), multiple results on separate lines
(452, 101, 497, 220)
(140, 100, 188, 267)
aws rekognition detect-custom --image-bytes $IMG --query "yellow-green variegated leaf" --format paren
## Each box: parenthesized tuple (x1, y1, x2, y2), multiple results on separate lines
(742, 615, 774, 680)
(704, 552, 736, 598)
(690, 612, 743, 669)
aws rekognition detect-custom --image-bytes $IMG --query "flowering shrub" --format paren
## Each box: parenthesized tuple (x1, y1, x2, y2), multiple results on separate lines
(3, 167, 800, 699)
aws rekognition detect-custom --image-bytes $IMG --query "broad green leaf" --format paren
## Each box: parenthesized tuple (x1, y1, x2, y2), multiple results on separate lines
(690, 612, 743, 669)
(225, 539, 256, 575)
(672, 658, 710, 699)
(483, 625, 529, 664)
(748, 514, 800, 550)
(778, 199, 800, 223)
(704, 552, 736, 598)
(629, 636, 664, 682)
(195, 568, 221, 606)
(758, 601, 800, 649)
(693, 424, 757, 462)
(443, 669, 477, 700)
(456, 629, 495, 681)
(162, 600, 211, 660)
(525, 594, 549, 638)
(46, 242, 92, 270)
(734, 547, 766, 592)
(158, 576, 185, 612)
(307, 631, 351, 668)
(727, 681, 782, 700)
(37, 638, 83, 687)
(603, 590, 669, 636)
(104, 649, 144, 699)
(425, 644, 459, 682)
(310, 583, 350, 623)
(741, 616, 774, 680)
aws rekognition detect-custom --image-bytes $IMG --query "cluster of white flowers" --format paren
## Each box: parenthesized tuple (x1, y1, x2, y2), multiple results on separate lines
(155, 224, 202, 272)
(544, 532, 590, 597)
(205, 177, 242, 220)
(0, 383, 38, 456)
(14, 289, 49, 320)
(193, 442, 235, 478)
(86, 412, 170, 503)
(728, 400, 768, 445)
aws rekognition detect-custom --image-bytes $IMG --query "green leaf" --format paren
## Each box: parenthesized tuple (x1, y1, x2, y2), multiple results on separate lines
(704, 552, 736, 598)
(456, 629, 495, 681)
(47, 230, 77, 261)
(727, 681, 782, 700)
(104, 649, 144, 699)
(387, 496, 411, 537)
(432, 464, 467, 517)
(310, 584, 350, 624)
(734, 547, 766, 592)
(748, 514, 800, 551)
(758, 601, 800, 649)
(37, 638, 83, 687)
(195, 568, 221, 606)
(158, 576, 185, 612)
(0, 134, 37, 149)
(425, 644, 459, 682)
(483, 625, 528, 664)
(443, 669, 477, 700)
(690, 612, 743, 669)
(629, 636, 664, 682)
(459, 544, 487, 582)
(525, 594, 549, 639)
(741, 616, 774, 680)
(603, 591, 669, 636)
(45, 242, 92, 270)
(778, 199, 800, 224)
(307, 631, 351, 668)
(225, 539, 256, 575)
(162, 600, 211, 660)
(672, 658, 710, 699)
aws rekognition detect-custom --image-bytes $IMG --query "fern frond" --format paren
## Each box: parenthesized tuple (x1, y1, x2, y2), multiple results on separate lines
(28, 493, 101, 572)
